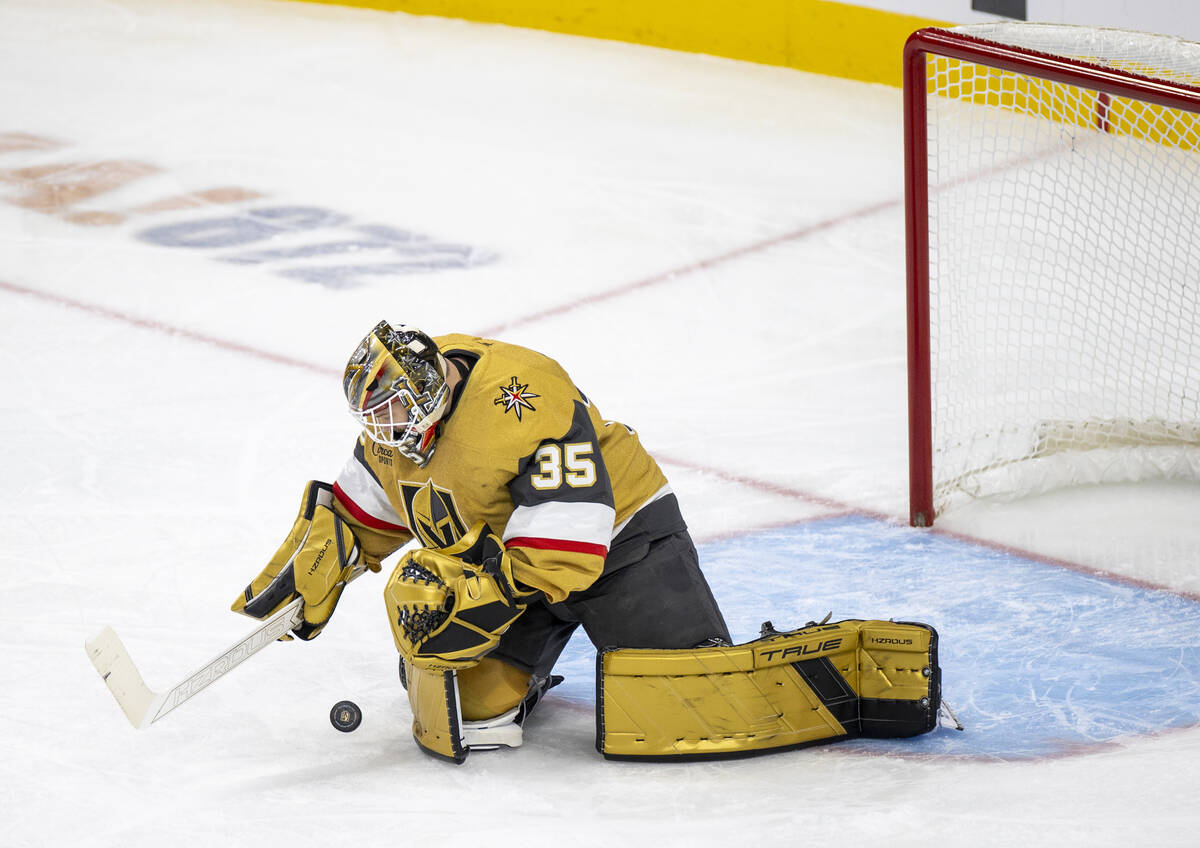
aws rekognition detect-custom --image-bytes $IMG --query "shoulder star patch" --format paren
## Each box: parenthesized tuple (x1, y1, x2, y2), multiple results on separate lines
(494, 376, 539, 420)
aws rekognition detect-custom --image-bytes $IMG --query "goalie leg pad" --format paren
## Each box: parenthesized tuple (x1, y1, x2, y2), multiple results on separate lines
(596, 619, 940, 760)
(405, 659, 565, 761)
(460, 672, 564, 749)
(458, 657, 533, 721)
(405, 660, 468, 764)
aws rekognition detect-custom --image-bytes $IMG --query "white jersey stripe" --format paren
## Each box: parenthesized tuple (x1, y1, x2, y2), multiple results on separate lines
(334, 453, 407, 530)
(502, 499, 616, 548)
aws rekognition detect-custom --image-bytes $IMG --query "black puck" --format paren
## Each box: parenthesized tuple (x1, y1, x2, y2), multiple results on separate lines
(330, 700, 362, 732)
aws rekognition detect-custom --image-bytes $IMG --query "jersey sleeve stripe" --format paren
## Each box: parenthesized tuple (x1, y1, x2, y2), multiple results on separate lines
(333, 454, 409, 532)
(504, 536, 609, 558)
(333, 483, 408, 532)
(501, 499, 615, 547)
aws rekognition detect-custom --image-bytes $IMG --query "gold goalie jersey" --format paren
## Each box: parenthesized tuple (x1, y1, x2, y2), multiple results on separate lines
(331, 334, 671, 602)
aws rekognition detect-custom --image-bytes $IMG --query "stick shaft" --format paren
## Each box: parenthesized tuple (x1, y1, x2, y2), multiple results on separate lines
(149, 598, 305, 726)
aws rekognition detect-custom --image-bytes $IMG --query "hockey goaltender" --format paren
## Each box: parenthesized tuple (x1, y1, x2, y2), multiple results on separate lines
(232, 320, 944, 763)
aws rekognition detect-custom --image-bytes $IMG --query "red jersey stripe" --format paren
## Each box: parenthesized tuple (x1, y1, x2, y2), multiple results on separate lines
(333, 482, 409, 533)
(505, 536, 608, 558)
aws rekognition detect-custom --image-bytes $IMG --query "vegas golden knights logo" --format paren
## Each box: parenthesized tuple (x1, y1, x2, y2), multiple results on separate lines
(397, 480, 467, 548)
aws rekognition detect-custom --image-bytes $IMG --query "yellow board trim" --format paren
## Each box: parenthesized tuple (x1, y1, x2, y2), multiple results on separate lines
(287, 0, 949, 86)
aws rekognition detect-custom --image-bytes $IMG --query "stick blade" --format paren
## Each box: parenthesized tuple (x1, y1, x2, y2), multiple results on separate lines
(85, 626, 160, 729)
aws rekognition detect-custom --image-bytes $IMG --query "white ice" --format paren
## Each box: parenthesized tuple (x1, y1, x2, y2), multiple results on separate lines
(2, 1, 1199, 846)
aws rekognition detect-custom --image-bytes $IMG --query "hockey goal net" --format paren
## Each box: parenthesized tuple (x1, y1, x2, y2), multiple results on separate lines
(905, 23, 1200, 527)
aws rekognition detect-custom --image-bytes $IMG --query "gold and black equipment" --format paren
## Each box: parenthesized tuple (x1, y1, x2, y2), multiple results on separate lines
(596, 618, 942, 760)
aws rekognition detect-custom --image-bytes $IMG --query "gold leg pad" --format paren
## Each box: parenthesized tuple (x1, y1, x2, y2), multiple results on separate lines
(597, 619, 940, 760)
(457, 657, 533, 721)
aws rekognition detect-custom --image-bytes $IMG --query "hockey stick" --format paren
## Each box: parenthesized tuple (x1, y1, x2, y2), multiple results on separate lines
(85, 566, 367, 729)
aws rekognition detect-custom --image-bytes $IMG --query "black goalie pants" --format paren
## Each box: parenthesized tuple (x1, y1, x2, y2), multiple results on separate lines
(489, 495, 731, 679)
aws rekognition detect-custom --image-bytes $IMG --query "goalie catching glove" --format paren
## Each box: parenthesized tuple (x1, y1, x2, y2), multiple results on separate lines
(232, 480, 368, 640)
(385, 522, 536, 671)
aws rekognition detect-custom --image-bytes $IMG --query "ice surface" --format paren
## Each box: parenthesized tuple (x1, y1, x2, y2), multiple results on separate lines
(1, 1, 1198, 846)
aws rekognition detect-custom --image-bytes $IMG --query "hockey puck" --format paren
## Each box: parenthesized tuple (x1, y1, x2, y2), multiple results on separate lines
(330, 700, 362, 732)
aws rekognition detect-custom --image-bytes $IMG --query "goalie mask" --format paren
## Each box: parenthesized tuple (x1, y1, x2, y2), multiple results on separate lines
(343, 321, 449, 466)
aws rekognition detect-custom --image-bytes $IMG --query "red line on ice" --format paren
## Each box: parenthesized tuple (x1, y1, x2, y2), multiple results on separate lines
(473, 197, 899, 337)
(7, 192, 1194, 602)
(0, 278, 331, 375)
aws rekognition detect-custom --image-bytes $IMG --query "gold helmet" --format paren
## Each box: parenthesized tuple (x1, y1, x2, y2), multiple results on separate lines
(343, 321, 449, 466)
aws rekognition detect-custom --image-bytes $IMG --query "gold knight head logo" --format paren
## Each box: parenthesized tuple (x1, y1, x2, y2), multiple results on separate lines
(398, 480, 467, 548)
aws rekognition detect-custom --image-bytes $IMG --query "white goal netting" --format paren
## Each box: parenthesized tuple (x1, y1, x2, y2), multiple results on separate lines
(922, 23, 1200, 516)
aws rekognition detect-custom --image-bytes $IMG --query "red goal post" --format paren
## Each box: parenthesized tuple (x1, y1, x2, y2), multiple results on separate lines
(904, 24, 1200, 527)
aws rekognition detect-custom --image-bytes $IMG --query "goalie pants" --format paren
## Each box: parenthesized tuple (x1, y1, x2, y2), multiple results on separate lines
(489, 494, 731, 679)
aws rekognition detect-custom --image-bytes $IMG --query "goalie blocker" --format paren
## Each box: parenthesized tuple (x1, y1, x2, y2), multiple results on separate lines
(596, 618, 941, 760)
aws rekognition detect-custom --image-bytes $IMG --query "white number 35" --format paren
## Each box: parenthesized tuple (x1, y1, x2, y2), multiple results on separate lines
(530, 443, 597, 490)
